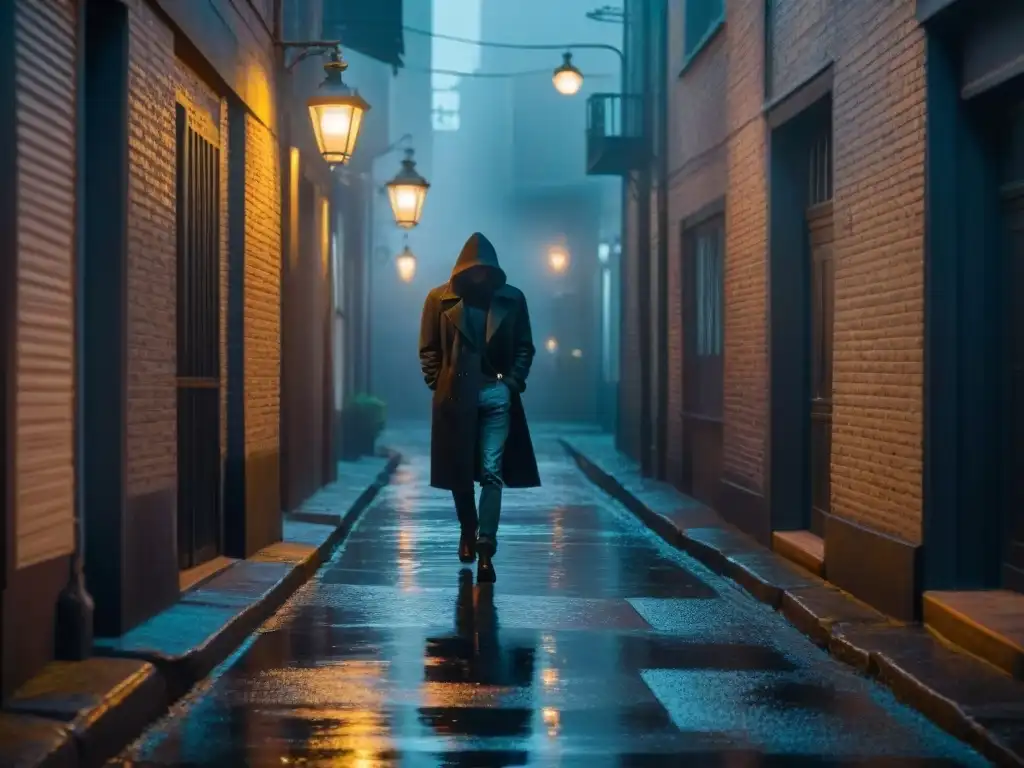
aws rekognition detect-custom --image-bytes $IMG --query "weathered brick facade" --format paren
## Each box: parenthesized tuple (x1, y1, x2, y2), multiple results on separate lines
(1, 0, 340, 695)
(829, 2, 925, 544)
(723, 0, 769, 494)
(126, 0, 177, 501)
(243, 111, 282, 541)
(649, 0, 927, 611)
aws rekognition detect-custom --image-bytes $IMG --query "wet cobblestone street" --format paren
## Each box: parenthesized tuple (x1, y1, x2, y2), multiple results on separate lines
(115, 429, 986, 767)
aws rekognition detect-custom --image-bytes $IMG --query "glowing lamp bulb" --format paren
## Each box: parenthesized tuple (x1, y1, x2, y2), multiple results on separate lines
(552, 52, 584, 96)
(395, 246, 417, 283)
(545, 337, 558, 354)
(320, 108, 351, 136)
(548, 247, 569, 274)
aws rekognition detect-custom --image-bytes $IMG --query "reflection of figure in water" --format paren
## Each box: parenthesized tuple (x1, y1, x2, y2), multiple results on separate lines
(427, 570, 534, 687)
(418, 232, 541, 584)
(421, 571, 536, 744)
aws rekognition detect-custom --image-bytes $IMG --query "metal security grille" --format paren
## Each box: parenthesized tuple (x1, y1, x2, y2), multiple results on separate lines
(809, 128, 833, 205)
(175, 103, 221, 570)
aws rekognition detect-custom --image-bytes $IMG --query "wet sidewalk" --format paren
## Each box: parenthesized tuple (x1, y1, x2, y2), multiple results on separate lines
(115, 428, 985, 766)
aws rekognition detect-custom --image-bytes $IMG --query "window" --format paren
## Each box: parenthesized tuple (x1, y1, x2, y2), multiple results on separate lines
(431, 90, 460, 131)
(684, 0, 725, 60)
(431, 0, 479, 133)
(694, 224, 723, 357)
(683, 213, 725, 422)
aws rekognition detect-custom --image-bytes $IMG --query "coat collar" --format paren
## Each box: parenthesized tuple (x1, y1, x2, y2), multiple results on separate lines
(441, 282, 515, 345)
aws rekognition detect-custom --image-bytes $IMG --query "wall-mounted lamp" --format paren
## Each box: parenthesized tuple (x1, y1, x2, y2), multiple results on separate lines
(306, 46, 370, 167)
(396, 243, 417, 283)
(548, 246, 570, 275)
(385, 148, 430, 229)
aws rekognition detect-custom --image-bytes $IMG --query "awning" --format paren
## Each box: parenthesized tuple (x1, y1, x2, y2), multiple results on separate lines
(322, 0, 405, 71)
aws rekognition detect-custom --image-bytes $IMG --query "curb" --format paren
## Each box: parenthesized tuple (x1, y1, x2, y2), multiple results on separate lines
(2, 450, 402, 768)
(560, 438, 1024, 768)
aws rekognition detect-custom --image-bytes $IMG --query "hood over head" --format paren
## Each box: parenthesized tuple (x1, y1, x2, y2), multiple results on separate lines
(450, 232, 507, 295)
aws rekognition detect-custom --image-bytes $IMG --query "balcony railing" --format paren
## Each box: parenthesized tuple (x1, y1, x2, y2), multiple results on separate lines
(585, 93, 644, 176)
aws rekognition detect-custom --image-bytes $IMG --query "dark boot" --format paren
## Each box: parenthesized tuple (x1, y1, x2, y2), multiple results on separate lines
(453, 490, 478, 564)
(458, 530, 476, 563)
(477, 538, 496, 583)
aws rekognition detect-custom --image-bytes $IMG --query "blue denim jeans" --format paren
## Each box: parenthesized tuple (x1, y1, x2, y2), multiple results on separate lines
(452, 379, 511, 550)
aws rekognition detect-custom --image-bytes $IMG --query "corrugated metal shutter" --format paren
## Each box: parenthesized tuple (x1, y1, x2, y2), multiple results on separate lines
(14, 0, 77, 568)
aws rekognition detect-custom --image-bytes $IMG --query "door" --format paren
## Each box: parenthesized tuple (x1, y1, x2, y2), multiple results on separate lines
(1002, 100, 1024, 590)
(175, 104, 222, 570)
(681, 215, 724, 508)
(807, 125, 834, 537)
(807, 202, 835, 537)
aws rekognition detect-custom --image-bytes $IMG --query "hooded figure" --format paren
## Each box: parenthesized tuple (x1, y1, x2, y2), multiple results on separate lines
(419, 232, 540, 583)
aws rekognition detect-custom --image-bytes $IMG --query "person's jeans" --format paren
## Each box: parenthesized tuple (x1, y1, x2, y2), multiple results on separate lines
(452, 379, 511, 551)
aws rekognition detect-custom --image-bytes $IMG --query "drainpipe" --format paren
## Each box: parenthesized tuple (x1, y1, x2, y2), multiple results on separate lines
(636, 3, 654, 477)
(654, 3, 670, 480)
(56, 0, 95, 661)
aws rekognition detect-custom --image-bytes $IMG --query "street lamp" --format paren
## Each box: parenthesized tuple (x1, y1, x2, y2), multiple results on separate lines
(545, 337, 559, 353)
(308, 46, 370, 167)
(552, 52, 584, 96)
(385, 148, 430, 229)
(395, 243, 417, 283)
(548, 245, 570, 274)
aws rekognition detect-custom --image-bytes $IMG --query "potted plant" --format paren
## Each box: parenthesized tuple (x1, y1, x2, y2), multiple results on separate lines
(338, 393, 386, 460)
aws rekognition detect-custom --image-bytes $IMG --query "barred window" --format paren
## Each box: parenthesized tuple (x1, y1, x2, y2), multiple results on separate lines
(694, 223, 724, 357)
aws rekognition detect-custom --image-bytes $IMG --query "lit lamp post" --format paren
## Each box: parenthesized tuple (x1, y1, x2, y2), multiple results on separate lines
(307, 45, 370, 167)
(385, 148, 430, 229)
(552, 52, 584, 96)
(548, 245, 570, 274)
(395, 240, 417, 283)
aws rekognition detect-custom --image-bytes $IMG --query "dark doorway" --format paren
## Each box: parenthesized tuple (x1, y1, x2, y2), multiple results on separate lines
(767, 91, 833, 537)
(1001, 99, 1024, 590)
(807, 130, 835, 537)
(175, 104, 222, 570)
(681, 211, 724, 509)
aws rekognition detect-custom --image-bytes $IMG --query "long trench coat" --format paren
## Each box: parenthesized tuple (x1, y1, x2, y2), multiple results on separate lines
(418, 236, 541, 493)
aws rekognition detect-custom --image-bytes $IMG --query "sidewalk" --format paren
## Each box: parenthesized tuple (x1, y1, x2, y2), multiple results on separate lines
(0, 451, 400, 768)
(561, 433, 1024, 767)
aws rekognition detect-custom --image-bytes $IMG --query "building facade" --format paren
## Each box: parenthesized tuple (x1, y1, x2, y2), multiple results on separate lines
(610, 0, 1024, 642)
(0, 0, 395, 698)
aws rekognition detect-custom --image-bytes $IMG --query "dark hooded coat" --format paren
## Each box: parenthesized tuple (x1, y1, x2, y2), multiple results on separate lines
(419, 232, 541, 492)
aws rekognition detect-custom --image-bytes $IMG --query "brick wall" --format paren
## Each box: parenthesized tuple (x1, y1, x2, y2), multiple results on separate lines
(126, 0, 176, 499)
(665, 0, 729, 486)
(829, 1, 925, 544)
(722, 0, 769, 492)
(12, 0, 76, 568)
(244, 114, 281, 466)
(768, 0, 835, 100)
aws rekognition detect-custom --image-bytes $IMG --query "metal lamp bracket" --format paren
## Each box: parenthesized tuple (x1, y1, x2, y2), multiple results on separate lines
(278, 39, 344, 73)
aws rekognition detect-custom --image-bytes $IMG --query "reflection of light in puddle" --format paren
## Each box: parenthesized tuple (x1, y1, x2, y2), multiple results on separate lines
(542, 667, 559, 687)
(398, 528, 417, 591)
(541, 633, 557, 654)
(543, 707, 560, 736)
